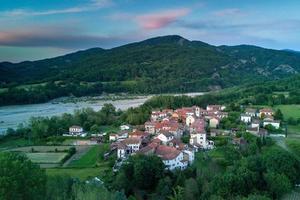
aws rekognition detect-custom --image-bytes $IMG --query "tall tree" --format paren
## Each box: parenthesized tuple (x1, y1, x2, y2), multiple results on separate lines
(0, 152, 46, 200)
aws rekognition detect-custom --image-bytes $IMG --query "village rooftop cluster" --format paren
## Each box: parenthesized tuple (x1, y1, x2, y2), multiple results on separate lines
(109, 105, 228, 171)
(65, 105, 283, 171)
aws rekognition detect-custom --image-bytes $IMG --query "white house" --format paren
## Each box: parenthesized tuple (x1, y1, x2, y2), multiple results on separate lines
(186, 115, 195, 126)
(155, 145, 188, 170)
(241, 114, 252, 123)
(190, 132, 206, 147)
(263, 120, 280, 129)
(69, 126, 84, 136)
(117, 137, 142, 159)
(157, 132, 174, 144)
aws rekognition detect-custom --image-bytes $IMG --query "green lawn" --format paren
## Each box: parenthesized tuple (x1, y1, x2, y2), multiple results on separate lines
(273, 105, 300, 134)
(46, 168, 103, 181)
(274, 104, 300, 119)
(26, 152, 68, 164)
(68, 144, 110, 168)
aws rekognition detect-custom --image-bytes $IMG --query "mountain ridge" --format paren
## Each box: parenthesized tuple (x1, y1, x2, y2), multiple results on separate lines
(1, 35, 300, 106)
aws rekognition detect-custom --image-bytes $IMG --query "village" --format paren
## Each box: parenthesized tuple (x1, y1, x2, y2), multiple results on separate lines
(63, 105, 283, 171)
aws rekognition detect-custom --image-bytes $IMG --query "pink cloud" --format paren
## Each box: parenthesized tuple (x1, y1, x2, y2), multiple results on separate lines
(136, 8, 190, 30)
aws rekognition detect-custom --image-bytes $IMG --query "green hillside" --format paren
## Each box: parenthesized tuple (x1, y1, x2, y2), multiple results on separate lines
(1, 35, 300, 106)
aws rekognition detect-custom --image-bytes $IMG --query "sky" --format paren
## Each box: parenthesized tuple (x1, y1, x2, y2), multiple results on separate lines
(1, 0, 300, 62)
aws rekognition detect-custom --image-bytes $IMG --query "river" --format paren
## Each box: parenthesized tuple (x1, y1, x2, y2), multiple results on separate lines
(0, 92, 204, 134)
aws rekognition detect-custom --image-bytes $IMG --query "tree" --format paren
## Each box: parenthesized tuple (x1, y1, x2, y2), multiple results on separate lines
(46, 175, 74, 200)
(0, 152, 47, 200)
(264, 172, 291, 199)
(155, 177, 173, 200)
(274, 109, 283, 121)
(184, 178, 200, 200)
(115, 155, 164, 192)
(90, 124, 100, 133)
(168, 186, 184, 200)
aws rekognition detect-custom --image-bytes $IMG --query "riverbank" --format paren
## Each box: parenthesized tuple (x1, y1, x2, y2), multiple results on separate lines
(0, 92, 205, 134)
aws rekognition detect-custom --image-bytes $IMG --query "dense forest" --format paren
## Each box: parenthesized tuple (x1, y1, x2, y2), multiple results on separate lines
(1, 35, 300, 106)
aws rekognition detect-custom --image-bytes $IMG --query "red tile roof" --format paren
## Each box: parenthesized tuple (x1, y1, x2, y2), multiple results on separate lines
(155, 145, 181, 160)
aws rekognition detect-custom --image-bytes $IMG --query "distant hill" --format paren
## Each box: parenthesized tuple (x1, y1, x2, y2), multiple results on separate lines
(1, 35, 300, 105)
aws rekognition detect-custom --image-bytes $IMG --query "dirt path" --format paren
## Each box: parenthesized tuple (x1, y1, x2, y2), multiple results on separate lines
(63, 145, 92, 167)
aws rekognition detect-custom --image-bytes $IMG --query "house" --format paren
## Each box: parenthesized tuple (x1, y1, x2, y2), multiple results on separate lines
(190, 132, 206, 146)
(151, 111, 167, 121)
(241, 114, 252, 123)
(69, 125, 84, 136)
(109, 131, 129, 142)
(117, 142, 127, 159)
(116, 137, 142, 159)
(189, 118, 205, 133)
(194, 106, 201, 117)
(168, 138, 185, 150)
(259, 108, 274, 118)
(144, 121, 156, 134)
(206, 105, 225, 111)
(209, 117, 220, 128)
(138, 144, 190, 170)
(155, 145, 188, 170)
(120, 125, 130, 131)
(263, 119, 281, 129)
(128, 130, 150, 142)
(186, 115, 195, 126)
(245, 108, 257, 117)
(157, 132, 174, 144)
(183, 148, 195, 164)
(123, 137, 142, 152)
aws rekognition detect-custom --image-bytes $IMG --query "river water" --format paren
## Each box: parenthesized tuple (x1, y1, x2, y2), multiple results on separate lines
(0, 92, 204, 134)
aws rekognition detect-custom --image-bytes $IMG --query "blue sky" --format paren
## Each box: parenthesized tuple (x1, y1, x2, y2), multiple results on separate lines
(1, 0, 300, 62)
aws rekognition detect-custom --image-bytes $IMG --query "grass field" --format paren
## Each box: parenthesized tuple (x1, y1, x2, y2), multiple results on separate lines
(26, 152, 68, 164)
(46, 168, 104, 180)
(273, 105, 300, 134)
(274, 105, 300, 119)
(68, 144, 109, 168)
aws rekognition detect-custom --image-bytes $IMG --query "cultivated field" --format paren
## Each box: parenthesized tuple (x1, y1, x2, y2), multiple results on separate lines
(10, 145, 72, 152)
(25, 152, 68, 164)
